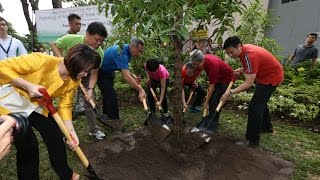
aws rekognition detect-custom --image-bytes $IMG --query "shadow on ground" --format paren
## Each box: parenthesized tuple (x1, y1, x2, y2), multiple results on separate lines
(82, 128, 293, 180)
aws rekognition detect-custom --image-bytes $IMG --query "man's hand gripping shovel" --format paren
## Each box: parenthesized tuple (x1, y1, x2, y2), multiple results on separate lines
(36, 88, 104, 180)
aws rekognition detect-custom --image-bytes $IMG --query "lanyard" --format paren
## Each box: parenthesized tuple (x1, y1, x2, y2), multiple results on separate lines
(0, 37, 13, 57)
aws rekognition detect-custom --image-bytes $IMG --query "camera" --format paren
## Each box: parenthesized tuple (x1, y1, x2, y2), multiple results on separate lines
(0, 112, 29, 141)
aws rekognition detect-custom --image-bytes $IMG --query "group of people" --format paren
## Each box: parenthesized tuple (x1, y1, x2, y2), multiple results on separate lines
(0, 12, 317, 179)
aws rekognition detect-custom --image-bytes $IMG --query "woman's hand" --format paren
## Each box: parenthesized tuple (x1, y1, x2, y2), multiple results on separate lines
(67, 130, 79, 150)
(26, 83, 46, 98)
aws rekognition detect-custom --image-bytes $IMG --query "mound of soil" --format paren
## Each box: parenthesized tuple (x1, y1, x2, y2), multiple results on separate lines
(82, 128, 294, 180)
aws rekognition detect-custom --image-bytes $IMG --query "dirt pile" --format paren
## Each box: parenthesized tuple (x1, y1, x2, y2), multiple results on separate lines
(82, 128, 293, 180)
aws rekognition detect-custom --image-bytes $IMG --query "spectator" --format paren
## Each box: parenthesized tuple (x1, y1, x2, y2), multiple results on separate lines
(67, 14, 82, 34)
(0, 17, 27, 60)
(97, 37, 146, 130)
(144, 59, 170, 113)
(0, 44, 100, 179)
(181, 62, 206, 113)
(65, 14, 84, 114)
(290, 32, 318, 68)
(189, 50, 234, 133)
(51, 22, 107, 140)
(222, 36, 284, 147)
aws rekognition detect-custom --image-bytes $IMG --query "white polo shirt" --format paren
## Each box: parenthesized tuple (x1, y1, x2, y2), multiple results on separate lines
(0, 35, 28, 60)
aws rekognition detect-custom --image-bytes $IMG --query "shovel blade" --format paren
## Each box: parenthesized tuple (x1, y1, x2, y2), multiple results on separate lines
(195, 116, 212, 132)
(84, 163, 104, 180)
(146, 113, 171, 143)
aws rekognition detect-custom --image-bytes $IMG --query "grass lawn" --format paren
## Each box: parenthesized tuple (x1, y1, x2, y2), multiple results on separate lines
(0, 105, 319, 180)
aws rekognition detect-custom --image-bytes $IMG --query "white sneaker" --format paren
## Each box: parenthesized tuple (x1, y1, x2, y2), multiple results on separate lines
(89, 130, 105, 140)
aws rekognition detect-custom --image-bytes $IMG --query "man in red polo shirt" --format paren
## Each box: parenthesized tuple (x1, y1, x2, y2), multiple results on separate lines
(181, 62, 206, 112)
(189, 50, 234, 132)
(222, 36, 284, 147)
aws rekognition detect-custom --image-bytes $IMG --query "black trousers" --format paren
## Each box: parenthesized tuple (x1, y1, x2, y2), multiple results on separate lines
(184, 83, 206, 107)
(246, 83, 276, 143)
(15, 112, 73, 180)
(147, 79, 169, 113)
(97, 71, 120, 119)
(208, 83, 229, 121)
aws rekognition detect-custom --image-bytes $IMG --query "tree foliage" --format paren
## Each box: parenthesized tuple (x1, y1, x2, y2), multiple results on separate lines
(97, 0, 245, 146)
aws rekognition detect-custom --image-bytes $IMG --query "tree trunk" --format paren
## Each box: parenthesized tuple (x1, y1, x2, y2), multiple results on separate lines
(52, 0, 62, 8)
(170, 32, 184, 150)
(20, 0, 33, 32)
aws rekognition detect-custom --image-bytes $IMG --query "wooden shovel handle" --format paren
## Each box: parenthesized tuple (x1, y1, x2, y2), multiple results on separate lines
(142, 98, 148, 111)
(37, 88, 89, 167)
(79, 83, 96, 109)
(51, 113, 89, 167)
(183, 90, 194, 113)
(150, 88, 162, 111)
(216, 81, 234, 112)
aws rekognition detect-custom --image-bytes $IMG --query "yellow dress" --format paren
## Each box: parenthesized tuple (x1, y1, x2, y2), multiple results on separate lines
(0, 53, 80, 120)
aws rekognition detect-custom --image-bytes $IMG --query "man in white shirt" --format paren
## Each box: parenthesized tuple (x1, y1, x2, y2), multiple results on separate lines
(0, 17, 27, 60)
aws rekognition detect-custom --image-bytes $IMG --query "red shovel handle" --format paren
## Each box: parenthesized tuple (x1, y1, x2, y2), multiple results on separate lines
(37, 88, 57, 114)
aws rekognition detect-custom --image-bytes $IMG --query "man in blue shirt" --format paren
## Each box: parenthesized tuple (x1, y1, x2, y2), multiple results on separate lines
(98, 37, 146, 129)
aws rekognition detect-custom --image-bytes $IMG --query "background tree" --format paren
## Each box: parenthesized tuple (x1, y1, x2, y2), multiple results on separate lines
(98, 0, 245, 147)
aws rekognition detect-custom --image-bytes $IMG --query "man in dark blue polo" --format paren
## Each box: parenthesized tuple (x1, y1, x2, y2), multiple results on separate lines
(98, 37, 146, 129)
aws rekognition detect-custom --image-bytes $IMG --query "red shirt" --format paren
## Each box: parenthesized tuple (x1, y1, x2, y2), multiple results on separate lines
(239, 44, 284, 86)
(181, 64, 202, 85)
(203, 54, 233, 84)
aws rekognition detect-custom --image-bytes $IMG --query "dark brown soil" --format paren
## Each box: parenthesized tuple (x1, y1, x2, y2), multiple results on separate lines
(82, 127, 294, 180)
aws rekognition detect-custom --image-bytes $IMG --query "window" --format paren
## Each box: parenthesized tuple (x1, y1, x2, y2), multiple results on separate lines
(282, 0, 299, 3)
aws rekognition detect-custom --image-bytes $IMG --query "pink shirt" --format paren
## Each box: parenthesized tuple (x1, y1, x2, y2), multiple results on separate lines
(145, 64, 170, 81)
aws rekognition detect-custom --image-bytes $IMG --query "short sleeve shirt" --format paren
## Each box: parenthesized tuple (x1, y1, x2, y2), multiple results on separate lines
(0, 35, 28, 60)
(292, 44, 318, 65)
(54, 34, 104, 59)
(100, 44, 131, 73)
(203, 54, 233, 84)
(239, 44, 284, 86)
(145, 64, 170, 81)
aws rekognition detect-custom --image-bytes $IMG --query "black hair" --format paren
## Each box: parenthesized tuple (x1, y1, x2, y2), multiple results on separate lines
(223, 36, 243, 49)
(0, 16, 8, 25)
(68, 14, 81, 22)
(185, 62, 195, 69)
(307, 32, 318, 39)
(64, 44, 101, 79)
(86, 21, 108, 38)
(146, 59, 160, 72)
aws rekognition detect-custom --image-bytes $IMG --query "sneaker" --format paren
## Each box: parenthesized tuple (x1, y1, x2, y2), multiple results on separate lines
(189, 106, 201, 113)
(235, 140, 259, 147)
(89, 130, 106, 140)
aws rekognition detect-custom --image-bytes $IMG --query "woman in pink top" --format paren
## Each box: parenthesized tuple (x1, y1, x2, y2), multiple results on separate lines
(144, 59, 170, 113)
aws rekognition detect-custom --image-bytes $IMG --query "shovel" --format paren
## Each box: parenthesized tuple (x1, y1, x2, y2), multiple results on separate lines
(190, 80, 234, 134)
(142, 98, 171, 143)
(183, 90, 195, 113)
(36, 88, 103, 180)
(78, 83, 123, 132)
(149, 88, 174, 127)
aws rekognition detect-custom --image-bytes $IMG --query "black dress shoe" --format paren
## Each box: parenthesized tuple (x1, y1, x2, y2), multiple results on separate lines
(235, 140, 259, 147)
